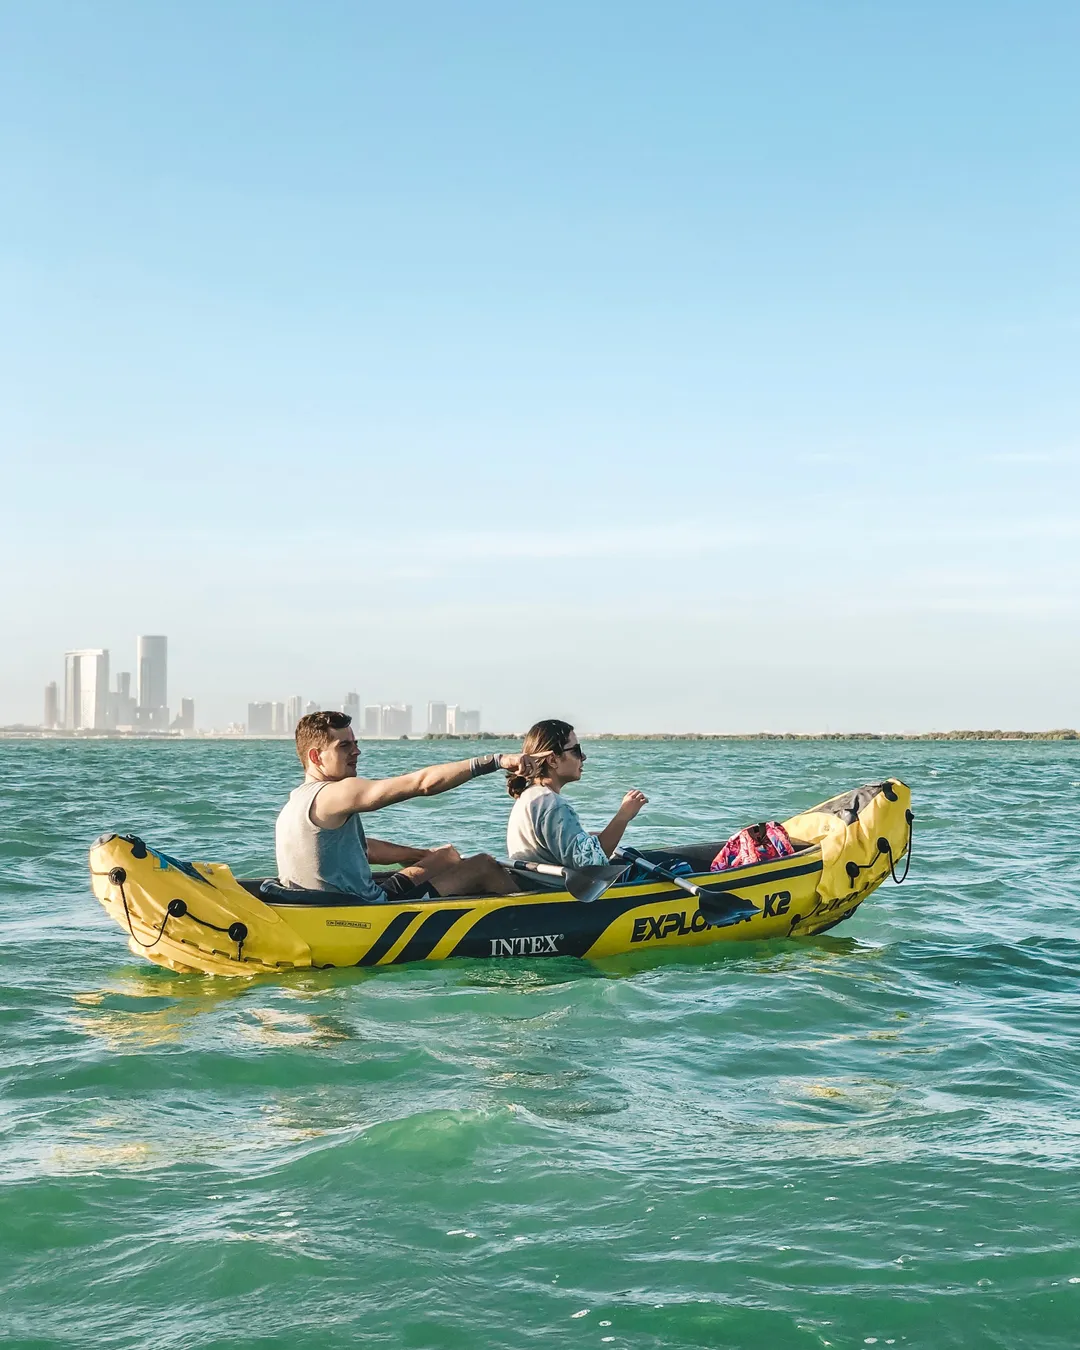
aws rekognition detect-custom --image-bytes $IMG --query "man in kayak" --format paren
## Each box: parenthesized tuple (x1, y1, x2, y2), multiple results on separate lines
(275, 710, 538, 900)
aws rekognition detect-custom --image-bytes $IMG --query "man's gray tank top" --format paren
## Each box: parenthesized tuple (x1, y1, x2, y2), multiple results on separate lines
(275, 781, 385, 901)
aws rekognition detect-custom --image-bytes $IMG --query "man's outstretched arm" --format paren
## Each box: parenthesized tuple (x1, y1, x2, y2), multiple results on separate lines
(312, 754, 532, 827)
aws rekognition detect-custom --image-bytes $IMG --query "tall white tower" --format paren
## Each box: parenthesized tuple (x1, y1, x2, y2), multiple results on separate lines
(64, 650, 110, 730)
(137, 635, 168, 728)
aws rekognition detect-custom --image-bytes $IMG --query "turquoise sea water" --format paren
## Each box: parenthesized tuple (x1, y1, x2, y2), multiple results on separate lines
(2, 738, 1079, 1349)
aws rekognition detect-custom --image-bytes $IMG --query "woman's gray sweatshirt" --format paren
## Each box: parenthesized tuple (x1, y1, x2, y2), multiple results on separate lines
(506, 784, 609, 868)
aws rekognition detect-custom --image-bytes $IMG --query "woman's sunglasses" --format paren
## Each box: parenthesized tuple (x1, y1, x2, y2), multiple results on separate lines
(563, 743, 586, 761)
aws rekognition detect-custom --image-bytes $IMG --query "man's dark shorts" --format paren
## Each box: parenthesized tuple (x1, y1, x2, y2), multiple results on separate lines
(377, 872, 441, 903)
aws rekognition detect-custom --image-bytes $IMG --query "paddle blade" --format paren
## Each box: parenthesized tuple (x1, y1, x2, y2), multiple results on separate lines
(697, 889, 759, 929)
(564, 863, 629, 903)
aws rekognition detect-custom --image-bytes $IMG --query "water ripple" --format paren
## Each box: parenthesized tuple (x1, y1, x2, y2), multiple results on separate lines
(1, 739, 1079, 1347)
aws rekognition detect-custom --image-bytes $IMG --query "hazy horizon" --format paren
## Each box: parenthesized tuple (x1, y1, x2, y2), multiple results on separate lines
(3, 3, 1078, 733)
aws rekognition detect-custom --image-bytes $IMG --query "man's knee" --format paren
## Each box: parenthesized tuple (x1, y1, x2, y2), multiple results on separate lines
(461, 853, 510, 891)
(470, 853, 506, 875)
(425, 844, 462, 866)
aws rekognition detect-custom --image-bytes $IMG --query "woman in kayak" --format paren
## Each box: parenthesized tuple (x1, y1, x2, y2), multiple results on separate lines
(506, 718, 648, 868)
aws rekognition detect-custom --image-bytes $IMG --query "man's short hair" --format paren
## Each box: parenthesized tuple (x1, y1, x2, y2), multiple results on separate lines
(295, 710, 352, 765)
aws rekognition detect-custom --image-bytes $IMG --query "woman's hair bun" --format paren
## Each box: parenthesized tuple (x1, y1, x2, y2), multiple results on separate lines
(506, 772, 529, 799)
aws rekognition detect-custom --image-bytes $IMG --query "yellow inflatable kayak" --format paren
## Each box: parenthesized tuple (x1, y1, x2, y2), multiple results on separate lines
(88, 779, 912, 977)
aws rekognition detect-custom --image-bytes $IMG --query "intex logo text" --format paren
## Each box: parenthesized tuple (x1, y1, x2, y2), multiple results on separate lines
(489, 934, 562, 957)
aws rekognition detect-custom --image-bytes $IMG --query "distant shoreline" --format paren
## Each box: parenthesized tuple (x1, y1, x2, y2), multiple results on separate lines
(1, 728, 1077, 743)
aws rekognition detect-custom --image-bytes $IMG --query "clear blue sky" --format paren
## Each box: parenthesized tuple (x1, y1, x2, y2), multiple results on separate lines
(2, 1, 1077, 731)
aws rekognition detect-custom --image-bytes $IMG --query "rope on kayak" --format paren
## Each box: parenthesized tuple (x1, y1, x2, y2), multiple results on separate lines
(843, 809, 915, 888)
(107, 867, 248, 960)
(884, 809, 915, 884)
(110, 869, 172, 950)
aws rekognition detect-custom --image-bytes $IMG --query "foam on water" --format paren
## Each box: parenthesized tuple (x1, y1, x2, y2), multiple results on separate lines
(2, 738, 1079, 1348)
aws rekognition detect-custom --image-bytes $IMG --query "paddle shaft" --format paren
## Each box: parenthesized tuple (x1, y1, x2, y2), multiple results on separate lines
(499, 858, 628, 903)
(615, 849, 707, 899)
(504, 860, 567, 881)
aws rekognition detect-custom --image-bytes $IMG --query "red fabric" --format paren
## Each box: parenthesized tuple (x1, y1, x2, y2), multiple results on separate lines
(710, 821, 795, 872)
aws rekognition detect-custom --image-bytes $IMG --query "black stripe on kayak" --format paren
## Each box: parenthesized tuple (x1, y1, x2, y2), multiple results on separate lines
(447, 890, 693, 960)
(690, 858, 822, 894)
(357, 911, 419, 966)
(392, 909, 471, 965)
(448, 898, 610, 960)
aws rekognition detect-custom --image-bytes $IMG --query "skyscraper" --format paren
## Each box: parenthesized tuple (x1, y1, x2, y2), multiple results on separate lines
(248, 702, 273, 734)
(108, 671, 137, 729)
(64, 650, 110, 731)
(171, 698, 195, 731)
(456, 709, 481, 735)
(381, 704, 412, 737)
(64, 655, 79, 731)
(43, 682, 58, 730)
(362, 705, 381, 737)
(344, 692, 361, 726)
(136, 635, 168, 729)
(271, 701, 287, 733)
(286, 695, 303, 729)
(427, 701, 447, 734)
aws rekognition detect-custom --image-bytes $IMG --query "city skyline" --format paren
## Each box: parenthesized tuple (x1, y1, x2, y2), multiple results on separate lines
(53, 637, 176, 733)
(33, 632, 486, 736)
(14, 618, 1075, 734)
(244, 699, 483, 737)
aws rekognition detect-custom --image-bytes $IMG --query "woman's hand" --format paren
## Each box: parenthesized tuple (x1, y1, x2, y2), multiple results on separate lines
(618, 789, 649, 819)
(596, 789, 650, 857)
